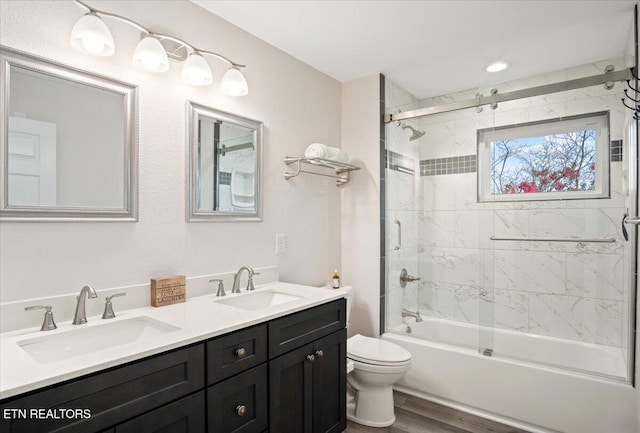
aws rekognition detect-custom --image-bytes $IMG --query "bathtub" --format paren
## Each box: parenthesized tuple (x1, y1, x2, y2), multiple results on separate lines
(383, 318, 638, 433)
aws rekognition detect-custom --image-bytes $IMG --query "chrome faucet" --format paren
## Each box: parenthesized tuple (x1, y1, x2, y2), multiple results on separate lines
(232, 266, 254, 293)
(73, 285, 98, 325)
(401, 308, 423, 322)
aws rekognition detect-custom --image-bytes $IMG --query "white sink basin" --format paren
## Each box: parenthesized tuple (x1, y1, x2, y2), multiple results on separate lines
(214, 289, 303, 311)
(17, 316, 180, 364)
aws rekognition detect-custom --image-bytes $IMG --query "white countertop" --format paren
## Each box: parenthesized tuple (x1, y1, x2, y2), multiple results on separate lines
(0, 282, 348, 400)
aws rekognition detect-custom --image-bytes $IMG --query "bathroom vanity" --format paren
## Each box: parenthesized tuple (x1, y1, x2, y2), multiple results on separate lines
(0, 284, 347, 433)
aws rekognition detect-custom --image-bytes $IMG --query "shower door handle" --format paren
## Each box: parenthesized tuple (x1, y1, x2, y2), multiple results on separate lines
(394, 219, 401, 250)
(622, 212, 640, 241)
(623, 215, 640, 224)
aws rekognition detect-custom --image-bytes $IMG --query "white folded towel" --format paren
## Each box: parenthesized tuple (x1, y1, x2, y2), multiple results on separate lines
(304, 143, 349, 163)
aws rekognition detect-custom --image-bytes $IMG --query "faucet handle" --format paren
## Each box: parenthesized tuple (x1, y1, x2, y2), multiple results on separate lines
(210, 279, 226, 297)
(25, 305, 57, 331)
(102, 293, 126, 319)
(247, 272, 260, 291)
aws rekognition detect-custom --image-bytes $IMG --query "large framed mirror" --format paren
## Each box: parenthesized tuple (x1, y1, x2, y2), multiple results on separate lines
(187, 102, 263, 222)
(0, 46, 138, 221)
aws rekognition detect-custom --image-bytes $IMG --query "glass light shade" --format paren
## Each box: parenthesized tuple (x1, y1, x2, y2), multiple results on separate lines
(181, 52, 213, 86)
(69, 13, 115, 56)
(220, 67, 248, 96)
(132, 36, 169, 73)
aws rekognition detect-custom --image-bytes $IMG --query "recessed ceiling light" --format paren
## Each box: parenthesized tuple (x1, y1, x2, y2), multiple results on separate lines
(486, 62, 508, 73)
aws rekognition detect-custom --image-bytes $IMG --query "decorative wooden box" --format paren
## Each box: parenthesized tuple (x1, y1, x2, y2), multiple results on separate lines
(151, 275, 186, 307)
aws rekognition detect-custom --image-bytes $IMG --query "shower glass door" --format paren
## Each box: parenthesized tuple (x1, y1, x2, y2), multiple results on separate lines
(383, 56, 636, 384)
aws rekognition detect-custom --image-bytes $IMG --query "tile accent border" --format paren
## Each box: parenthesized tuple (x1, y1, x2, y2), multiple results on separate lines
(611, 139, 623, 162)
(218, 171, 231, 185)
(420, 155, 477, 176)
(386, 150, 415, 174)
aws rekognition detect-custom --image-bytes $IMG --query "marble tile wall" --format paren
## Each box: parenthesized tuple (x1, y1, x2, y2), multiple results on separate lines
(384, 59, 634, 349)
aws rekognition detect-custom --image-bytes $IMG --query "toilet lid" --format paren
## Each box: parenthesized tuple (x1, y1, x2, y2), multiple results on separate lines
(347, 334, 411, 365)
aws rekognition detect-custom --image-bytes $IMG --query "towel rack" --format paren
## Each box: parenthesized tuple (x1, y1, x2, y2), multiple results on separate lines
(284, 157, 360, 187)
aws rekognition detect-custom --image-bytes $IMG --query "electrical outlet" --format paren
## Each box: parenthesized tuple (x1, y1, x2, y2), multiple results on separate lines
(276, 234, 287, 255)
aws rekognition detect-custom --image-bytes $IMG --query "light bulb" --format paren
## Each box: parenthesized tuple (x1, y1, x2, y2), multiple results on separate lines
(220, 66, 248, 96)
(82, 37, 105, 55)
(181, 52, 213, 86)
(132, 36, 169, 73)
(70, 13, 115, 56)
(141, 56, 160, 72)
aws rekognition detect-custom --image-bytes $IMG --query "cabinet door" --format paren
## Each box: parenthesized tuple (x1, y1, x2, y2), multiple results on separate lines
(269, 343, 314, 433)
(207, 364, 268, 433)
(115, 391, 205, 433)
(312, 329, 346, 433)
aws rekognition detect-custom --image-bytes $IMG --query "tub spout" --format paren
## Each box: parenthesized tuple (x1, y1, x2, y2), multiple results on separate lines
(401, 309, 423, 322)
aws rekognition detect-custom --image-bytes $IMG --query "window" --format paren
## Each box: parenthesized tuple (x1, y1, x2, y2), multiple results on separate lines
(477, 112, 610, 202)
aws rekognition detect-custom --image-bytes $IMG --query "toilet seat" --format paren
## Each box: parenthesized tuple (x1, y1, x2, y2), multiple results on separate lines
(347, 334, 412, 366)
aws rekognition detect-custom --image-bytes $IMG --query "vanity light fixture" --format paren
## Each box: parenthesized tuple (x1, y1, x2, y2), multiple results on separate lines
(70, 0, 248, 95)
(486, 62, 508, 73)
(69, 12, 115, 56)
(221, 66, 249, 96)
(182, 52, 213, 86)
(132, 35, 169, 73)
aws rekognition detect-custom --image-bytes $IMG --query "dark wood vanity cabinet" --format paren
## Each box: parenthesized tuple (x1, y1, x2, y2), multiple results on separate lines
(0, 298, 346, 433)
(268, 298, 347, 433)
(0, 345, 205, 433)
(269, 329, 346, 433)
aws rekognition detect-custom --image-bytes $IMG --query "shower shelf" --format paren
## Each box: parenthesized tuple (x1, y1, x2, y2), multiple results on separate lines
(283, 157, 360, 186)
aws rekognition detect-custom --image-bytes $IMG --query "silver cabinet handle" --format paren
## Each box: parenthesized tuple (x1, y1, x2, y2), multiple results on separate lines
(315, 349, 324, 358)
(235, 347, 247, 358)
(306, 354, 315, 362)
(394, 219, 401, 250)
(236, 405, 246, 416)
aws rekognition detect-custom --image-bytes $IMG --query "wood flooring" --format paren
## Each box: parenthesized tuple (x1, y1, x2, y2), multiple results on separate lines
(344, 392, 531, 433)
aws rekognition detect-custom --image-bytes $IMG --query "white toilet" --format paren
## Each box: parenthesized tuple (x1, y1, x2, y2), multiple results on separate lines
(343, 286, 412, 427)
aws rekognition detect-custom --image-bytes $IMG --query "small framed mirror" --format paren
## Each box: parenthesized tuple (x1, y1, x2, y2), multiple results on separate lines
(186, 102, 263, 222)
(0, 47, 138, 221)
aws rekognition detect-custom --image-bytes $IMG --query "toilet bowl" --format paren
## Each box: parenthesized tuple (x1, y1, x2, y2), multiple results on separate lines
(342, 286, 412, 427)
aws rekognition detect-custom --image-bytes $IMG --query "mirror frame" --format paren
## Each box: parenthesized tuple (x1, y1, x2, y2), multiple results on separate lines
(186, 101, 263, 222)
(0, 46, 138, 222)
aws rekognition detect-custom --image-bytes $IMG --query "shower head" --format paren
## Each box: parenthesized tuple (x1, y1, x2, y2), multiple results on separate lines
(401, 124, 425, 141)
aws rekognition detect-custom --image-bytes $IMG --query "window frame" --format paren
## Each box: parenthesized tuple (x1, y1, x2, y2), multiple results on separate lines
(477, 111, 611, 203)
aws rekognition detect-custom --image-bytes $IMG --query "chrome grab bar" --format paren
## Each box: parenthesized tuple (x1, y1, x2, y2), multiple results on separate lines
(490, 236, 616, 243)
(394, 219, 401, 250)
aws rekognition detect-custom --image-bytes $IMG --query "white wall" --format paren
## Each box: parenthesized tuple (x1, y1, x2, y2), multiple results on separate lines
(0, 0, 342, 302)
(341, 74, 381, 337)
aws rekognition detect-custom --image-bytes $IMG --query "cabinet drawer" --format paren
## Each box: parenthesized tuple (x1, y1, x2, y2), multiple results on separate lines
(115, 391, 205, 433)
(207, 364, 268, 433)
(0, 344, 205, 433)
(268, 298, 345, 358)
(207, 324, 267, 385)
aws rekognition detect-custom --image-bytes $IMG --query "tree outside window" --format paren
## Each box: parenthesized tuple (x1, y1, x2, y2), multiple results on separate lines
(477, 112, 610, 202)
